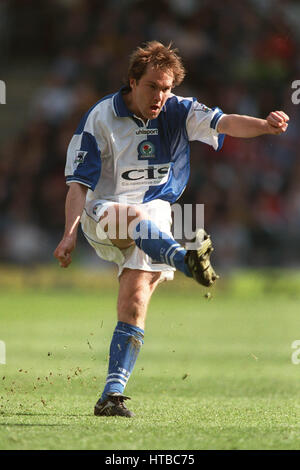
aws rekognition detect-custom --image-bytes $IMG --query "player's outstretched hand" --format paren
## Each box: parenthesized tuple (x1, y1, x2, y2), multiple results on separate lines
(266, 111, 289, 135)
(53, 236, 76, 268)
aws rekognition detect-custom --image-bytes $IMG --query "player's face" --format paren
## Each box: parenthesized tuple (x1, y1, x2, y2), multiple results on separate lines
(129, 65, 174, 121)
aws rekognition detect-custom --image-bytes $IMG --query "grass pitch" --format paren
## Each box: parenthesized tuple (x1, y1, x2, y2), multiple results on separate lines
(0, 267, 299, 450)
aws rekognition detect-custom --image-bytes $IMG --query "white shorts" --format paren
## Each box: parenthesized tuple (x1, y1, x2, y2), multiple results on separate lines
(80, 198, 175, 281)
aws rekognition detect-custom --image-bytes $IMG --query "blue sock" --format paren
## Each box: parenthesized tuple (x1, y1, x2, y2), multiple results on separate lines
(134, 219, 192, 277)
(100, 321, 144, 401)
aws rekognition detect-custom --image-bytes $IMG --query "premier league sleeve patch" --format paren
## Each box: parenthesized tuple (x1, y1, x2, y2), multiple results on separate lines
(74, 150, 88, 167)
(138, 140, 156, 159)
(194, 103, 211, 113)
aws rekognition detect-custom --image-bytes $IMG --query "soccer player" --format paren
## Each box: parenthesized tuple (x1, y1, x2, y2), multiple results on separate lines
(54, 41, 289, 417)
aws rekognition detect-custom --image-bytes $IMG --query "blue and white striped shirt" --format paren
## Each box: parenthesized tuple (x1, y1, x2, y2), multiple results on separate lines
(65, 88, 225, 207)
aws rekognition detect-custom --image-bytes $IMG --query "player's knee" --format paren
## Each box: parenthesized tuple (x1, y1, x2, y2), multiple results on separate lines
(127, 206, 147, 234)
(127, 207, 150, 240)
(127, 205, 145, 222)
(98, 204, 146, 240)
(119, 290, 147, 322)
(132, 292, 146, 315)
(99, 210, 110, 233)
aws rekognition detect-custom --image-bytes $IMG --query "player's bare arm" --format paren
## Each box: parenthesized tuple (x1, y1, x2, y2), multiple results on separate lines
(217, 111, 289, 137)
(54, 182, 87, 268)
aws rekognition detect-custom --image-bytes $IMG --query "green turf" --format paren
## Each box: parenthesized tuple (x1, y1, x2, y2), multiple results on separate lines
(0, 270, 299, 450)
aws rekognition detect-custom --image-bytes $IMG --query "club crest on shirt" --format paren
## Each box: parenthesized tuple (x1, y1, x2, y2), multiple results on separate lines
(138, 140, 156, 159)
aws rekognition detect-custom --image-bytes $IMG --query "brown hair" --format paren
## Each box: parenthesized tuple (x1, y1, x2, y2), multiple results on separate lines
(126, 41, 186, 88)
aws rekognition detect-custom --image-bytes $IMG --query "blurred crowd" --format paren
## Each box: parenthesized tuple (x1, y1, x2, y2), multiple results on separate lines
(0, 0, 300, 269)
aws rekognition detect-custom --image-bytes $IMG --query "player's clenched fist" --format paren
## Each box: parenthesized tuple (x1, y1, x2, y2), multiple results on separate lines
(266, 111, 289, 135)
(53, 236, 76, 268)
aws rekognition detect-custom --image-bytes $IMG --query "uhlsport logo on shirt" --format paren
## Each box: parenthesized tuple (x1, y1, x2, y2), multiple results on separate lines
(138, 140, 155, 159)
(135, 128, 158, 135)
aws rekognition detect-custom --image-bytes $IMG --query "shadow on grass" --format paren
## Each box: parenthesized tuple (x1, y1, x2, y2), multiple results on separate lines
(0, 423, 69, 427)
(1, 412, 92, 417)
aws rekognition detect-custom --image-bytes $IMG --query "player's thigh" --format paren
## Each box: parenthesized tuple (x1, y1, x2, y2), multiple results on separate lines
(99, 203, 145, 249)
(117, 269, 162, 326)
